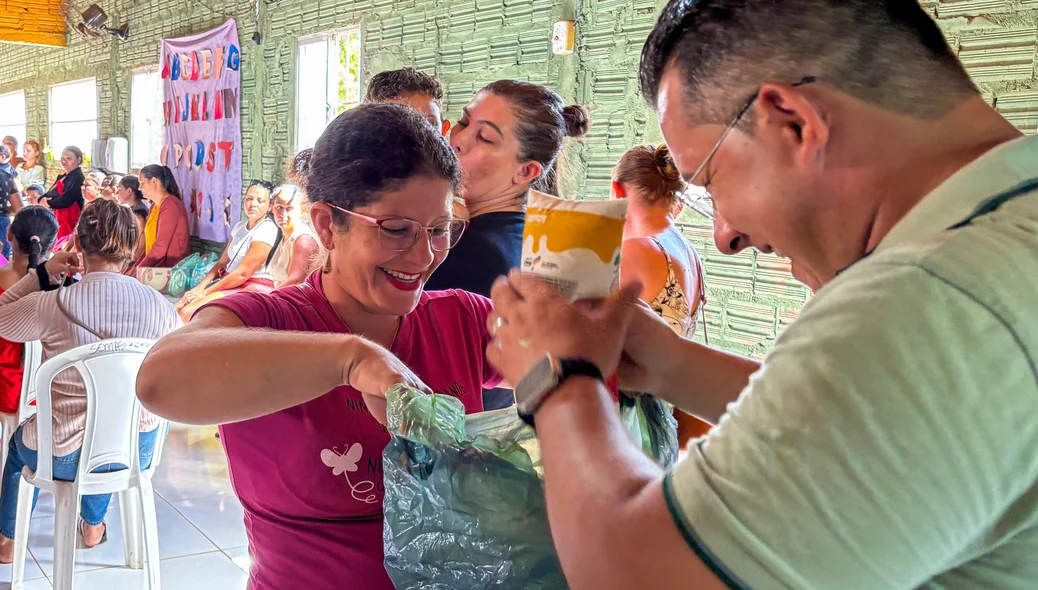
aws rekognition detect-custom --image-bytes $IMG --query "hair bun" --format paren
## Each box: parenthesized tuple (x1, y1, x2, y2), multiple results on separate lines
(653, 144, 681, 183)
(562, 105, 590, 138)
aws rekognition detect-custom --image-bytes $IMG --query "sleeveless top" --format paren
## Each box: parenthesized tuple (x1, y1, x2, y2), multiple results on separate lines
(647, 236, 706, 340)
(268, 224, 318, 288)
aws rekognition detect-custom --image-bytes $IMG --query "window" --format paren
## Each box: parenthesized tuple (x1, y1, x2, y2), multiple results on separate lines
(130, 69, 165, 168)
(48, 78, 98, 157)
(295, 29, 362, 151)
(0, 91, 27, 150)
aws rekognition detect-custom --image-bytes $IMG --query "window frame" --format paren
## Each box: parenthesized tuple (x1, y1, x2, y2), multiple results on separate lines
(129, 67, 165, 169)
(0, 90, 28, 152)
(294, 27, 363, 152)
(48, 77, 99, 157)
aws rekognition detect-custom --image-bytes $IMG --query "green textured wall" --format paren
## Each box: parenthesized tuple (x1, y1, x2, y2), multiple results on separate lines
(2, 0, 1036, 355)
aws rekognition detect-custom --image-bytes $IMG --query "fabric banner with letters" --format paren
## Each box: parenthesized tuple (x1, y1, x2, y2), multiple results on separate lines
(160, 19, 242, 242)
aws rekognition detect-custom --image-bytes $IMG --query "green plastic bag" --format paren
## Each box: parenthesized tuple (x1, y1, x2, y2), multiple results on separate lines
(189, 252, 219, 290)
(167, 253, 200, 299)
(619, 393, 680, 469)
(382, 384, 567, 590)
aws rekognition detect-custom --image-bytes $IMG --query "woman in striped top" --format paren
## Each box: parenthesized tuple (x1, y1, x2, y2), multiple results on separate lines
(0, 200, 182, 561)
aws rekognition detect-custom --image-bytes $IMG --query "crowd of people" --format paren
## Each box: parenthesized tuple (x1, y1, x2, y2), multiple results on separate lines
(0, 0, 1035, 588)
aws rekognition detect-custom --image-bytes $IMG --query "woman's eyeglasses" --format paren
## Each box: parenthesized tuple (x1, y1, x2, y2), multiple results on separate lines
(326, 203, 468, 252)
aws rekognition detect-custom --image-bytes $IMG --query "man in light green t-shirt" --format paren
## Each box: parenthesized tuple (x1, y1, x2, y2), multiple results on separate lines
(484, 1, 1038, 589)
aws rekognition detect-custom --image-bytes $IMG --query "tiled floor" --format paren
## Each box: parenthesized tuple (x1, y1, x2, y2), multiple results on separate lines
(0, 425, 251, 590)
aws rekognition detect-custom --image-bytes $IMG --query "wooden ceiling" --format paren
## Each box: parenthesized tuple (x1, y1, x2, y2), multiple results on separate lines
(0, 0, 67, 47)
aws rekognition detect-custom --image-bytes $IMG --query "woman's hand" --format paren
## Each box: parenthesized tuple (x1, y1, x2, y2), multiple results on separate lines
(179, 286, 206, 306)
(486, 270, 637, 386)
(343, 338, 432, 424)
(42, 251, 83, 279)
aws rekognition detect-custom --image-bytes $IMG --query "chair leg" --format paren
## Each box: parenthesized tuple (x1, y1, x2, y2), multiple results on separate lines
(51, 487, 80, 590)
(11, 478, 35, 590)
(119, 489, 144, 569)
(138, 479, 162, 590)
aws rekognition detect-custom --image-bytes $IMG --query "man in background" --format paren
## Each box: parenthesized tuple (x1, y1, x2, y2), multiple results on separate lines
(364, 67, 464, 219)
(486, 1, 1038, 589)
(0, 146, 25, 258)
(364, 67, 449, 136)
(1, 138, 21, 170)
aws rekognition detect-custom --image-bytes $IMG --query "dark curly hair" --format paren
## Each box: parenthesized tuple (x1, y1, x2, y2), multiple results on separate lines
(305, 103, 461, 226)
(364, 68, 444, 105)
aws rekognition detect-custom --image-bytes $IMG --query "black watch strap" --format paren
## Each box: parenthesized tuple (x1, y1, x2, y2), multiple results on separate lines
(520, 358, 604, 429)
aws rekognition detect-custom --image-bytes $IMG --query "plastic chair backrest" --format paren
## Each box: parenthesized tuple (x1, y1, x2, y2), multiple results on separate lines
(18, 340, 42, 422)
(33, 339, 156, 485)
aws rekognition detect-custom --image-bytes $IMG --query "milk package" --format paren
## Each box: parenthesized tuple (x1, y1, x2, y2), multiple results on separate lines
(522, 191, 627, 301)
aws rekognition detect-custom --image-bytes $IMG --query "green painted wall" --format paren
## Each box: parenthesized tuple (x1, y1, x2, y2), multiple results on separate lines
(1, 0, 1035, 355)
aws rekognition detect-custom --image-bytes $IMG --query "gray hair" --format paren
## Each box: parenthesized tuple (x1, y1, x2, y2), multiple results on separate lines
(639, 0, 978, 126)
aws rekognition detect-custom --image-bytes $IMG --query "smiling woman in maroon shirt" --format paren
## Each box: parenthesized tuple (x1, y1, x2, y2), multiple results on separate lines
(137, 104, 503, 590)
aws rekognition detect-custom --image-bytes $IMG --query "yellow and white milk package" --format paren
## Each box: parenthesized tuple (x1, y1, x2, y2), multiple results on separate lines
(522, 190, 628, 301)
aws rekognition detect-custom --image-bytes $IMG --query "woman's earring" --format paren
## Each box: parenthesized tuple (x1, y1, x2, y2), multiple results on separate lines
(323, 254, 332, 273)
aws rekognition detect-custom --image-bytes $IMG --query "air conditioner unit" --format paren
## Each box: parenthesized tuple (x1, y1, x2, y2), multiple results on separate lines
(91, 137, 129, 174)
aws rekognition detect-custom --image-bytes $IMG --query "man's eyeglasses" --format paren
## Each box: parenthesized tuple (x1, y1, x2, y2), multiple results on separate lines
(676, 77, 818, 220)
(326, 203, 468, 252)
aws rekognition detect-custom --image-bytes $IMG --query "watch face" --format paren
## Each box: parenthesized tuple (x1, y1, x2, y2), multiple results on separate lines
(515, 356, 560, 413)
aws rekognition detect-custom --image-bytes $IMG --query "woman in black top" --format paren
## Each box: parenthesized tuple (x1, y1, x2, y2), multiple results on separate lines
(426, 80, 589, 409)
(427, 80, 589, 297)
(40, 146, 86, 241)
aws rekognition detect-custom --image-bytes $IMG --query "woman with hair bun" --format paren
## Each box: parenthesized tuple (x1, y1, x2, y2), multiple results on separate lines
(428, 80, 589, 409)
(134, 164, 190, 270)
(612, 143, 709, 442)
(429, 80, 590, 298)
(0, 200, 180, 560)
(0, 206, 59, 414)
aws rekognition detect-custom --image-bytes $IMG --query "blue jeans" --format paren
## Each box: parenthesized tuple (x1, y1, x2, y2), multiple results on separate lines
(0, 215, 11, 260)
(0, 425, 160, 539)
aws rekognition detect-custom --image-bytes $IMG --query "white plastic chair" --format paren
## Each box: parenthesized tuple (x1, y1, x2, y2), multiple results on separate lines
(0, 340, 42, 471)
(10, 338, 167, 590)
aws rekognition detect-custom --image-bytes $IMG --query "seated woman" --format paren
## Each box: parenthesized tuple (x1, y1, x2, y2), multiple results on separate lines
(40, 147, 86, 242)
(174, 180, 278, 321)
(137, 104, 498, 590)
(0, 207, 59, 414)
(117, 176, 150, 264)
(17, 141, 47, 189)
(99, 174, 122, 202)
(82, 171, 105, 205)
(269, 183, 320, 289)
(133, 165, 189, 271)
(0, 200, 181, 559)
(612, 143, 709, 443)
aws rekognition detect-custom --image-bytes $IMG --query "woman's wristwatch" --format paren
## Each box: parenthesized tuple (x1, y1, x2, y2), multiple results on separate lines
(514, 354, 604, 428)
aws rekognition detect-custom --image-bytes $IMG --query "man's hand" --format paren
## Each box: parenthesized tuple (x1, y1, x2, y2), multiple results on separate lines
(616, 302, 685, 396)
(343, 338, 432, 424)
(487, 270, 637, 385)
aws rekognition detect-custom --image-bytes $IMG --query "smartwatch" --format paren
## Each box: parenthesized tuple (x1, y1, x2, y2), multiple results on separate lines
(514, 355, 604, 428)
